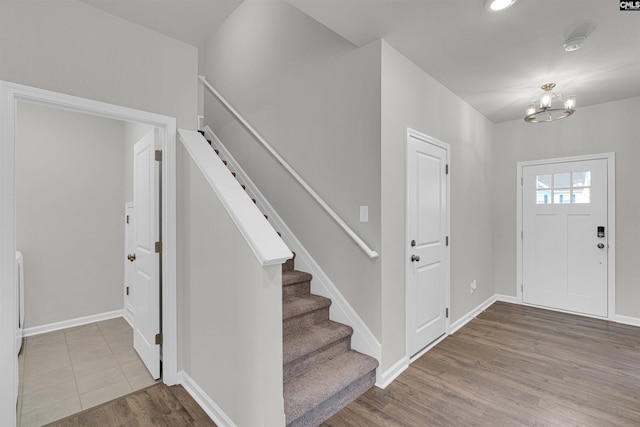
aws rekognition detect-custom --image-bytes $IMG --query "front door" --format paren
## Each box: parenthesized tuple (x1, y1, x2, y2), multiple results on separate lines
(522, 158, 608, 317)
(133, 129, 161, 379)
(406, 130, 449, 357)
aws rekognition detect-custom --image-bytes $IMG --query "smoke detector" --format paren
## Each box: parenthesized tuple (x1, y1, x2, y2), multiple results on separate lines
(564, 36, 587, 52)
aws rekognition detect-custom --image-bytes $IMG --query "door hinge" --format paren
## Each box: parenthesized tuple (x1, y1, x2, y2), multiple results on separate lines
(155, 241, 162, 253)
(521, 230, 523, 239)
(125, 286, 129, 296)
(155, 150, 163, 162)
(521, 283, 524, 293)
(446, 308, 449, 318)
(446, 164, 449, 175)
(446, 236, 449, 246)
(126, 215, 129, 224)
(521, 177, 523, 186)
(155, 333, 163, 345)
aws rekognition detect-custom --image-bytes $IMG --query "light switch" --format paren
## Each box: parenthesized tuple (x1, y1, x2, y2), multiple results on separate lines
(360, 206, 368, 222)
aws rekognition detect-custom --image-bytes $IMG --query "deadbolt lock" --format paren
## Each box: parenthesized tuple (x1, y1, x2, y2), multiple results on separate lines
(127, 253, 136, 262)
(410, 239, 416, 247)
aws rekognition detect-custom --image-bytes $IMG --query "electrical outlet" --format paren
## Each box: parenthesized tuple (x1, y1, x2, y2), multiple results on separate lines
(470, 279, 477, 294)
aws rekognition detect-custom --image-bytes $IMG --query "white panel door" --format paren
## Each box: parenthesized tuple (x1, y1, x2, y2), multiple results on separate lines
(407, 132, 449, 357)
(522, 159, 608, 317)
(133, 129, 161, 379)
(124, 202, 135, 319)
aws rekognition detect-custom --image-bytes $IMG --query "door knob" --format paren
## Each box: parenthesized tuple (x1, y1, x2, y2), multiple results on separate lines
(597, 243, 605, 249)
(127, 253, 136, 262)
(411, 254, 420, 262)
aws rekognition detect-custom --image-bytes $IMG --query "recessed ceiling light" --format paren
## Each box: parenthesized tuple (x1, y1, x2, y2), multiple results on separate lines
(484, 0, 518, 12)
(563, 36, 587, 52)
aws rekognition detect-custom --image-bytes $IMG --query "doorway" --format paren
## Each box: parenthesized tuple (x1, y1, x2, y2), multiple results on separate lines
(406, 128, 450, 358)
(517, 153, 616, 319)
(0, 81, 178, 427)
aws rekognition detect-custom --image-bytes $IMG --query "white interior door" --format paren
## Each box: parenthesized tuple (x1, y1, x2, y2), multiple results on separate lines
(407, 130, 449, 357)
(133, 129, 161, 379)
(522, 158, 608, 317)
(124, 202, 135, 320)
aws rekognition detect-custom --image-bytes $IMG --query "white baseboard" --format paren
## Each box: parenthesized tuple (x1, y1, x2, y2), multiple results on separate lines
(378, 295, 502, 388)
(203, 126, 382, 363)
(23, 309, 125, 337)
(495, 294, 519, 304)
(448, 295, 497, 335)
(615, 314, 640, 327)
(375, 356, 409, 389)
(177, 371, 236, 427)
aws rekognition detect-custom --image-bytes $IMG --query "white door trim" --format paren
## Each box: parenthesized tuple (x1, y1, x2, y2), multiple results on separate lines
(405, 127, 451, 359)
(516, 153, 616, 320)
(0, 81, 178, 427)
(124, 201, 135, 325)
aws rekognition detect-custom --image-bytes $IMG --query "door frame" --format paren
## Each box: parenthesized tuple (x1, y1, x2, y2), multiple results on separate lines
(516, 153, 616, 320)
(405, 127, 451, 360)
(0, 81, 178, 426)
(124, 201, 135, 324)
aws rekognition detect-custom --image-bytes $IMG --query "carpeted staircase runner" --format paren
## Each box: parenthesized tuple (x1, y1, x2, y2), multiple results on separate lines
(199, 130, 378, 426)
(281, 254, 378, 427)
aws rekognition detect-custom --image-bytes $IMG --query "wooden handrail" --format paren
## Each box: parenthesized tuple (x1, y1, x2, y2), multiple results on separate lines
(199, 76, 379, 259)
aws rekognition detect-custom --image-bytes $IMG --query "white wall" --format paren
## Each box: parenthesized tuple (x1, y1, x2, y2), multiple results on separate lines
(0, 0, 198, 130)
(17, 102, 126, 328)
(178, 144, 285, 426)
(380, 41, 495, 371)
(493, 96, 640, 319)
(201, 1, 383, 337)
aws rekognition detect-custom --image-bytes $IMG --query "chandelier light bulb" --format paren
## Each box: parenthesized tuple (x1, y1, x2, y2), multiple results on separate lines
(525, 104, 536, 117)
(564, 95, 576, 111)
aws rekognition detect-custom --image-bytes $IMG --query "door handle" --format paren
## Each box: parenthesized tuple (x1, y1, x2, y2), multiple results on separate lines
(411, 254, 420, 262)
(597, 243, 605, 249)
(127, 253, 136, 262)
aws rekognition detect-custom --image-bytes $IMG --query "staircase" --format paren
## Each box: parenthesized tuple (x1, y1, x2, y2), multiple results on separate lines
(282, 254, 378, 426)
(198, 130, 379, 426)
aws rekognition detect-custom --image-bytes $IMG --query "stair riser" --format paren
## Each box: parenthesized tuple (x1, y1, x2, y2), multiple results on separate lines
(283, 308, 329, 334)
(282, 258, 295, 272)
(284, 336, 351, 383)
(286, 369, 376, 427)
(283, 281, 310, 299)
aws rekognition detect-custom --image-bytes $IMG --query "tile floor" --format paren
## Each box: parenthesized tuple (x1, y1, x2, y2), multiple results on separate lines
(17, 317, 159, 427)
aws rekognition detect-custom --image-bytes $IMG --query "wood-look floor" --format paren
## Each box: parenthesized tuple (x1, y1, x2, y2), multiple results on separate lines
(322, 302, 640, 427)
(45, 383, 217, 427)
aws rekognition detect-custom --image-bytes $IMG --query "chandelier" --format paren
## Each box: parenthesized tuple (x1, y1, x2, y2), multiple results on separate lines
(524, 83, 576, 123)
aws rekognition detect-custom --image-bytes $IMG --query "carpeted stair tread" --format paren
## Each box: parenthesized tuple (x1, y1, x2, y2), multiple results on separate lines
(284, 350, 378, 425)
(283, 320, 352, 365)
(283, 295, 331, 321)
(282, 270, 312, 286)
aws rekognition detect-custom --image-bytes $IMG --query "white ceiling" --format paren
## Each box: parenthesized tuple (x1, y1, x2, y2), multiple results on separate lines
(80, 0, 640, 123)
(79, 0, 243, 47)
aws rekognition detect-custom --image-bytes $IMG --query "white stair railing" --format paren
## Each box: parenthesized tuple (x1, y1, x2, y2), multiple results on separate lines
(199, 75, 379, 259)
